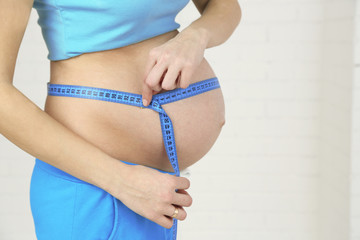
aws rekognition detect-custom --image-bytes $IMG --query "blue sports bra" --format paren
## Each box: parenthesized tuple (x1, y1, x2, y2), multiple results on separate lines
(32, 0, 190, 61)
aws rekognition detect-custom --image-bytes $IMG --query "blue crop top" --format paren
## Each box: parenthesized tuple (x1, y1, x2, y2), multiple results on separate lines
(32, 0, 190, 61)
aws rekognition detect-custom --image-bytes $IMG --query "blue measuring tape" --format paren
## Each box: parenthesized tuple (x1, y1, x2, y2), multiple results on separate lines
(47, 76, 220, 240)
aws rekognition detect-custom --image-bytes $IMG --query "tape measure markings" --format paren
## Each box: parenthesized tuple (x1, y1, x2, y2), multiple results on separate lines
(47, 77, 220, 240)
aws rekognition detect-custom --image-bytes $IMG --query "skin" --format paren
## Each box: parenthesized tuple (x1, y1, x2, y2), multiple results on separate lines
(0, 0, 241, 230)
(142, 0, 241, 105)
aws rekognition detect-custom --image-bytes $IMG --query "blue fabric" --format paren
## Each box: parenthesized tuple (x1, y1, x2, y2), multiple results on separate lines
(30, 158, 176, 240)
(32, 0, 190, 61)
(30, 77, 221, 239)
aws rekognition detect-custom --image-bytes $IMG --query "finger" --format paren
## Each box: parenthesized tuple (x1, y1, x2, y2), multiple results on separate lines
(143, 58, 156, 82)
(161, 66, 180, 90)
(175, 189, 190, 195)
(146, 67, 165, 93)
(145, 63, 168, 91)
(165, 205, 187, 221)
(157, 70, 167, 91)
(174, 176, 191, 190)
(176, 73, 182, 88)
(179, 67, 193, 89)
(142, 82, 153, 107)
(143, 51, 158, 81)
(157, 214, 174, 229)
(172, 191, 193, 207)
(151, 77, 163, 92)
(152, 89, 162, 95)
(142, 55, 158, 106)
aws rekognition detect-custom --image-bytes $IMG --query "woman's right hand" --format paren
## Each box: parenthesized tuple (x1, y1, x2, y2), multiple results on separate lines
(107, 162, 193, 229)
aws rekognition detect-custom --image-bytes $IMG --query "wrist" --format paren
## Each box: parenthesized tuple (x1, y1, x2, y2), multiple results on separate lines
(181, 25, 210, 49)
(91, 155, 132, 195)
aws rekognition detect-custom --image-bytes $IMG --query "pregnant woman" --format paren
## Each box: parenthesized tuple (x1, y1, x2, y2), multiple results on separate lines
(0, 0, 241, 239)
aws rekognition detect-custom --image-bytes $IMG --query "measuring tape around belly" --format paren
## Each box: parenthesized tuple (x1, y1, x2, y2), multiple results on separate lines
(47, 76, 220, 240)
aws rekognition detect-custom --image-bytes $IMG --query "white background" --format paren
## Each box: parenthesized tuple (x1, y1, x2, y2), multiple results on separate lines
(1, 0, 359, 239)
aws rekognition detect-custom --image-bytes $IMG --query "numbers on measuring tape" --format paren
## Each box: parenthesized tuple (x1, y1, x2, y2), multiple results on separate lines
(47, 77, 220, 240)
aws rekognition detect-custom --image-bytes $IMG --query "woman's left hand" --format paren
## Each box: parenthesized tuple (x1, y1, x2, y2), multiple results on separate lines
(141, 28, 208, 106)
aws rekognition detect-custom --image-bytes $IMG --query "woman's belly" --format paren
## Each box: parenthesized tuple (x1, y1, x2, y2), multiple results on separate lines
(45, 30, 225, 172)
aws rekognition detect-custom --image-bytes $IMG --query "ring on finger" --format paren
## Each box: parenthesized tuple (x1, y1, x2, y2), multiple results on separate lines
(171, 205, 179, 218)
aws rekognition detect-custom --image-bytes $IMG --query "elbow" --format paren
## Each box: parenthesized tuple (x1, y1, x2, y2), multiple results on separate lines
(220, 0, 242, 30)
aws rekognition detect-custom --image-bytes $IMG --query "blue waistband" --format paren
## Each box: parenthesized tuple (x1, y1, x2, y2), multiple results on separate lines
(35, 158, 177, 184)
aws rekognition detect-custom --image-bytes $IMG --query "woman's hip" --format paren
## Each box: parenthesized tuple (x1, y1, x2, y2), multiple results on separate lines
(29, 158, 178, 240)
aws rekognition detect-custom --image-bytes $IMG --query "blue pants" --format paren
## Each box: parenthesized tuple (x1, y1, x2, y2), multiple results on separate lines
(29, 77, 221, 239)
(30, 158, 177, 240)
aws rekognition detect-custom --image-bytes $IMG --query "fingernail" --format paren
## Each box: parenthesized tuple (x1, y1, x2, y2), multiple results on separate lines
(142, 99, 148, 106)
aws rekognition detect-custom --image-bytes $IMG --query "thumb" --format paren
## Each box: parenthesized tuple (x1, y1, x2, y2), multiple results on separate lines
(142, 82, 153, 107)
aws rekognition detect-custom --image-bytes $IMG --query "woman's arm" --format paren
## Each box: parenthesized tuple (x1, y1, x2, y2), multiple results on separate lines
(141, 0, 241, 105)
(0, 0, 128, 193)
(1, 0, 192, 229)
(188, 0, 242, 48)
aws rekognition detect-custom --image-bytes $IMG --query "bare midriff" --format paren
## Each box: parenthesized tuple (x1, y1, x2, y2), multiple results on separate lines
(45, 29, 225, 172)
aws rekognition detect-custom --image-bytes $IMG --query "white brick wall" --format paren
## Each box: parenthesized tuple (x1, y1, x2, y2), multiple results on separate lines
(1, 0, 360, 239)
(178, 0, 321, 239)
(352, 2, 360, 240)
(318, 1, 356, 240)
